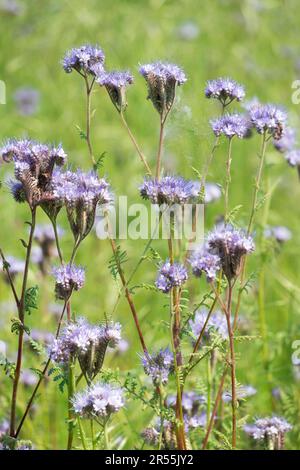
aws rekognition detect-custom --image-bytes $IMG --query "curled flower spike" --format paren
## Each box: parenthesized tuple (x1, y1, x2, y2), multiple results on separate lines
(207, 225, 255, 281)
(205, 77, 245, 105)
(52, 169, 112, 241)
(244, 416, 292, 450)
(210, 113, 251, 139)
(189, 245, 221, 282)
(140, 176, 197, 205)
(189, 308, 227, 341)
(156, 260, 188, 293)
(141, 347, 174, 384)
(249, 104, 286, 139)
(52, 263, 85, 300)
(72, 381, 125, 421)
(97, 70, 134, 112)
(139, 61, 186, 121)
(62, 44, 105, 76)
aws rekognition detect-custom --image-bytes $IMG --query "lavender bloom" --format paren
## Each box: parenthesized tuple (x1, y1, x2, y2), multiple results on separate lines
(140, 176, 197, 205)
(25, 329, 53, 347)
(52, 264, 85, 300)
(142, 420, 176, 449)
(0, 139, 67, 210)
(204, 183, 222, 203)
(139, 61, 186, 120)
(20, 370, 37, 388)
(141, 427, 160, 446)
(0, 420, 9, 438)
(142, 347, 174, 384)
(72, 381, 124, 420)
(96, 70, 133, 112)
(167, 392, 206, 415)
(205, 78, 245, 105)
(273, 127, 296, 153)
(244, 416, 292, 450)
(13, 87, 39, 116)
(1, 256, 25, 282)
(50, 318, 121, 378)
(52, 169, 112, 240)
(285, 149, 300, 172)
(222, 384, 257, 403)
(189, 308, 227, 341)
(189, 245, 221, 282)
(62, 44, 105, 75)
(249, 104, 286, 139)
(156, 260, 188, 293)
(210, 113, 250, 139)
(176, 21, 200, 41)
(207, 225, 255, 280)
(264, 226, 292, 243)
(8, 180, 26, 203)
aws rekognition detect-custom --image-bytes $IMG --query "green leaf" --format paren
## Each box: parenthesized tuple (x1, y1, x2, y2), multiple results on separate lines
(25, 285, 39, 315)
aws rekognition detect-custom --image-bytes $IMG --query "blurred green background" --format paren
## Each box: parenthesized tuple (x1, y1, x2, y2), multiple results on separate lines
(1, 0, 300, 450)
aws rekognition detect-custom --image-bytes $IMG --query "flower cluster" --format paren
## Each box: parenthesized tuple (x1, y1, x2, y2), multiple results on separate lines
(142, 347, 174, 384)
(189, 245, 221, 282)
(205, 78, 245, 105)
(244, 416, 292, 450)
(189, 308, 227, 341)
(156, 260, 188, 293)
(1, 139, 67, 208)
(52, 263, 85, 300)
(139, 62, 186, 120)
(140, 176, 196, 205)
(249, 104, 286, 139)
(62, 44, 105, 75)
(97, 70, 133, 112)
(50, 317, 121, 378)
(72, 381, 124, 420)
(210, 113, 250, 139)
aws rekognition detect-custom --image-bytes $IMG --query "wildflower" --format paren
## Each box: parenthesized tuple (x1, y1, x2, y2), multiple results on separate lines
(52, 169, 112, 240)
(189, 245, 221, 282)
(0, 420, 9, 438)
(204, 183, 222, 203)
(167, 392, 206, 415)
(264, 226, 292, 243)
(96, 70, 133, 112)
(156, 260, 188, 293)
(244, 416, 292, 450)
(142, 420, 176, 449)
(249, 104, 286, 139)
(285, 149, 300, 177)
(72, 381, 125, 420)
(52, 264, 85, 300)
(222, 384, 257, 403)
(210, 113, 250, 139)
(207, 225, 255, 280)
(141, 347, 174, 384)
(20, 370, 37, 388)
(1, 255, 25, 282)
(189, 308, 227, 341)
(273, 127, 296, 153)
(50, 318, 121, 378)
(62, 44, 105, 75)
(140, 176, 196, 205)
(205, 78, 245, 105)
(13, 87, 39, 116)
(25, 329, 53, 347)
(139, 61, 186, 120)
(141, 427, 160, 446)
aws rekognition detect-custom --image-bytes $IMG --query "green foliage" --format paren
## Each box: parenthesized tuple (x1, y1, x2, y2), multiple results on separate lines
(108, 246, 128, 280)
(11, 317, 30, 335)
(0, 352, 16, 379)
(25, 285, 39, 316)
(48, 365, 68, 393)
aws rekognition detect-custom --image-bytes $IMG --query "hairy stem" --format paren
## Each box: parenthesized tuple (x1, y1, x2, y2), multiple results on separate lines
(84, 75, 96, 167)
(224, 137, 233, 224)
(156, 119, 165, 180)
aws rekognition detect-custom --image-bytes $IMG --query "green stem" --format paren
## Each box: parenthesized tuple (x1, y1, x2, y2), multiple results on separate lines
(67, 361, 76, 450)
(224, 137, 233, 224)
(78, 417, 87, 450)
(156, 119, 165, 180)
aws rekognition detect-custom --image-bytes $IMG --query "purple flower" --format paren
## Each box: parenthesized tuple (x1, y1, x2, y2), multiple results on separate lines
(52, 264, 85, 300)
(189, 308, 227, 341)
(210, 113, 250, 139)
(141, 427, 160, 446)
(189, 245, 221, 282)
(223, 384, 257, 403)
(264, 226, 292, 243)
(96, 70, 133, 111)
(204, 183, 222, 203)
(72, 381, 124, 420)
(140, 176, 197, 205)
(139, 61, 186, 119)
(285, 149, 300, 167)
(142, 347, 174, 384)
(205, 78, 245, 105)
(156, 260, 188, 293)
(244, 416, 292, 449)
(273, 127, 296, 153)
(167, 391, 206, 415)
(20, 370, 37, 388)
(62, 44, 105, 75)
(249, 104, 286, 139)
(1, 255, 25, 282)
(13, 87, 40, 116)
(207, 225, 255, 280)
(0, 419, 9, 438)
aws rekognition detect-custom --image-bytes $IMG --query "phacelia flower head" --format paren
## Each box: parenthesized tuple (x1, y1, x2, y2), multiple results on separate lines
(0, 139, 67, 210)
(264, 225, 292, 244)
(139, 61, 186, 120)
(52, 169, 112, 240)
(142, 347, 174, 384)
(189, 308, 227, 342)
(210, 113, 250, 139)
(96, 70, 134, 112)
(189, 245, 221, 282)
(52, 263, 85, 300)
(50, 318, 121, 378)
(273, 127, 296, 153)
(14, 87, 40, 116)
(249, 104, 286, 139)
(140, 176, 196, 205)
(207, 225, 255, 280)
(205, 78, 245, 105)
(72, 381, 124, 420)
(62, 44, 105, 75)
(244, 416, 292, 450)
(156, 260, 188, 293)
